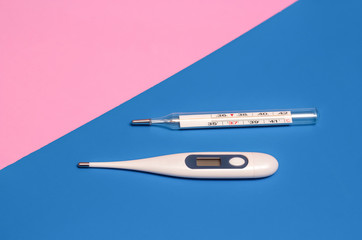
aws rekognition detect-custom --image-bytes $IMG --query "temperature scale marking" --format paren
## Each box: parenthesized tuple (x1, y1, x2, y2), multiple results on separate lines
(179, 111, 293, 128)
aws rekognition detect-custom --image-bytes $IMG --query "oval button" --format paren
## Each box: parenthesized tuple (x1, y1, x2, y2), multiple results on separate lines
(229, 157, 245, 166)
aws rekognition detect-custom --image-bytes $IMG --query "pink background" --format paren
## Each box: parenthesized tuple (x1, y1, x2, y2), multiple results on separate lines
(0, 0, 296, 169)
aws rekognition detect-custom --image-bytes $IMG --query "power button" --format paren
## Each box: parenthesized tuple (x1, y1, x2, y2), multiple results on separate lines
(229, 157, 245, 167)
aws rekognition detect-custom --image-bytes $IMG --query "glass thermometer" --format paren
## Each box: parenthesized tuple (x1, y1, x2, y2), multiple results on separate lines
(78, 152, 278, 179)
(131, 108, 318, 129)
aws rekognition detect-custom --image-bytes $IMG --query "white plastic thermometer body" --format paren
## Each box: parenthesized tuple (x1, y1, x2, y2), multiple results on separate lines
(78, 152, 279, 179)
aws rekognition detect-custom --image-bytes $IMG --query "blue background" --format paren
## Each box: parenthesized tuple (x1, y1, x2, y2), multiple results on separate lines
(1, 1, 362, 239)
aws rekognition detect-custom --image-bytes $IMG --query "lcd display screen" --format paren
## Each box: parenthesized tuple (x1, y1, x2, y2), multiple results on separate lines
(196, 157, 221, 167)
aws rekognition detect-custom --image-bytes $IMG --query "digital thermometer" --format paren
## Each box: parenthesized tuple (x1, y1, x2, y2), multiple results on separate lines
(78, 152, 279, 179)
(131, 108, 318, 129)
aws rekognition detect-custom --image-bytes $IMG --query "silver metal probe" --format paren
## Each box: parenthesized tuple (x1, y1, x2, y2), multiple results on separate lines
(78, 162, 90, 168)
(131, 119, 151, 125)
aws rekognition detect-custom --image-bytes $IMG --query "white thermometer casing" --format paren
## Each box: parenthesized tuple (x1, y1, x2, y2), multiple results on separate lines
(82, 152, 279, 179)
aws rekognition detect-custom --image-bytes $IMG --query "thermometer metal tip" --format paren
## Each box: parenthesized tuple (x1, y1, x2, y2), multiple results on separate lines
(78, 162, 90, 168)
(131, 119, 151, 125)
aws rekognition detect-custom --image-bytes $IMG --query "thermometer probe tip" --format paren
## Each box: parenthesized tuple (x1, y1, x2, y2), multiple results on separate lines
(131, 119, 151, 125)
(78, 162, 90, 168)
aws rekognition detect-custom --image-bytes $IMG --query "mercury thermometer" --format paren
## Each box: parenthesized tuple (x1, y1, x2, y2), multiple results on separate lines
(131, 108, 318, 129)
(78, 152, 278, 179)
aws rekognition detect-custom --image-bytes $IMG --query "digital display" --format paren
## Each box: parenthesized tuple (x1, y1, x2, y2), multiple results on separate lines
(196, 157, 221, 167)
